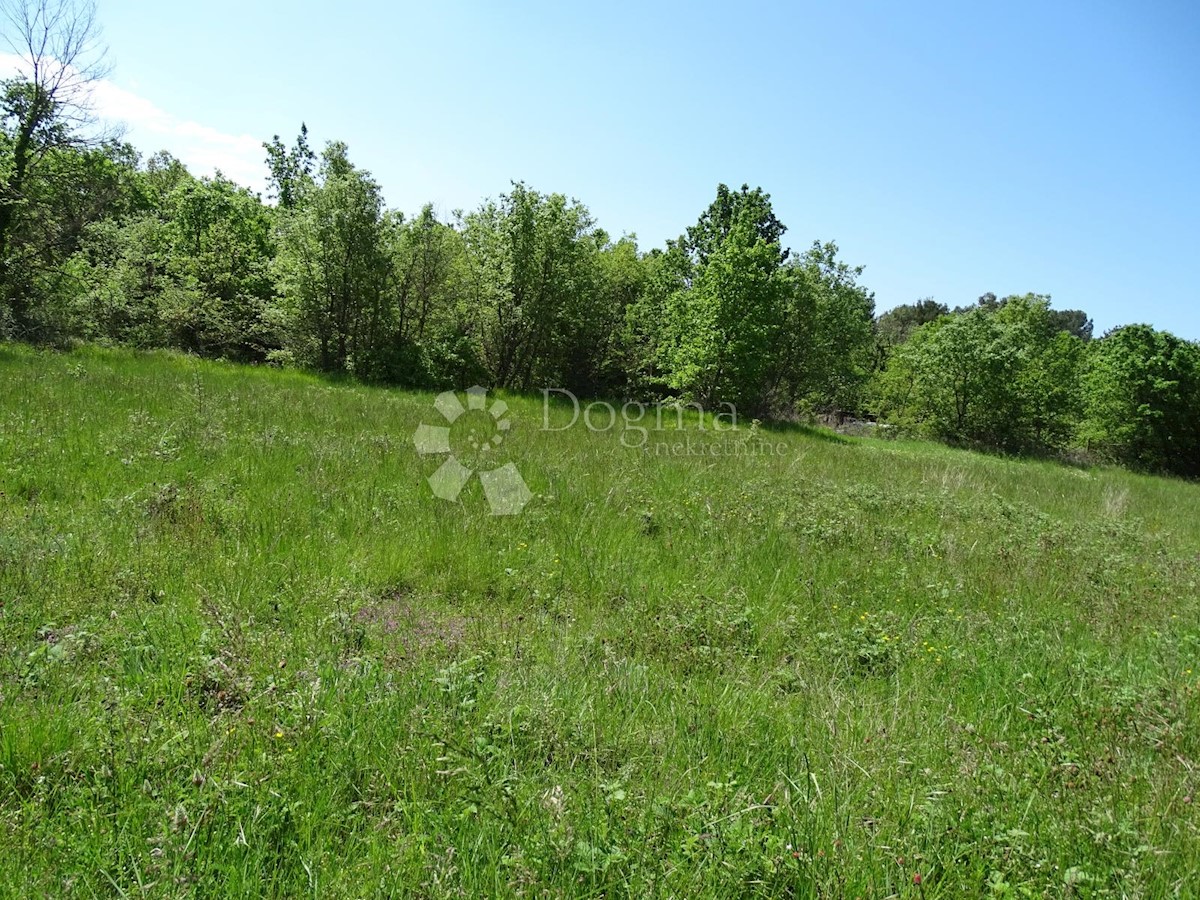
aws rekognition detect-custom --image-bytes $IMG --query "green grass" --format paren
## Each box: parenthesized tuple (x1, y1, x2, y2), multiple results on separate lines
(2, 343, 1199, 897)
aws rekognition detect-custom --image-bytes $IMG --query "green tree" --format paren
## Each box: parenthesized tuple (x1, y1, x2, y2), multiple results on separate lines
(263, 124, 315, 211)
(6, 141, 146, 339)
(1047, 308, 1094, 342)
(461, 183, 604, 390)
(66, 208, 177, 348)
(161, 174, 277, 359)
(1081, 325, 1200, 477)
(877, 296, 1086, 453)
(878, 308, 1020, 446)
(273, 142, 392, 376)
(993, 295, 1086, 449)
(787, 241, 876, 413)
(63, 157, 278, 359)
(621, 243, 689, 396)
(683, 183, 788, 264)
(387, 203, 476, 385)
(875, 298, 948, 346)
(0, 0, 108, 335)
(653, 186, 875, 416)
(660, 209, 789, 411)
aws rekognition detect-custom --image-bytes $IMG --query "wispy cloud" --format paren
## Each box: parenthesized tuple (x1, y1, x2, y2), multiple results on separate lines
(1, 53, 265, 191)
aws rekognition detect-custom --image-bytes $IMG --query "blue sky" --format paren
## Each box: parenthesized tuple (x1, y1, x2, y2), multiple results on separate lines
(16, 0, 1200, 337)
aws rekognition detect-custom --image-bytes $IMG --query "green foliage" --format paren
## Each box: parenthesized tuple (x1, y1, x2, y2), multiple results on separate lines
(682, 182, 789, 264)
(162, 175, 277, 359)
(0, 0, 107, 333)
(786, 241, 876, 413)
(650, 187, 874, 417)
(65, 161, 277, 360)
(660, 208, 790, 411)
(875, 297, 948, 346)
(1, 141, 146, 342)
(1048, 307, 1094, 342)
(461, 182, 610, 391)
(1081, 324, 1200, 477)
(0, 111, 1188, 480)
(877, 295, 1086, 453)
(273, 143, 392, 376)
(621, 243, 689, 394)
(263, 124, 315, 210)
(387, 203, 478, 386)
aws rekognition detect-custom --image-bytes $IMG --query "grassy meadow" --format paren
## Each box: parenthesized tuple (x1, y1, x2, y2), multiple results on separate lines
(1, 343, 1199, 897)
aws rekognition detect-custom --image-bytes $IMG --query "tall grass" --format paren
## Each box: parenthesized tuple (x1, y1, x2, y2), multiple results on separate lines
(1, 344, 1198, 897)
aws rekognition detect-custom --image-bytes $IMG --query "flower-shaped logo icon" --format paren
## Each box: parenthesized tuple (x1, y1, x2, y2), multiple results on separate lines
(412, 386, 532, 515)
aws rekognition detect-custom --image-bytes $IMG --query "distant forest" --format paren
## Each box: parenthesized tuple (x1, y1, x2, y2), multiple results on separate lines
(2, 0, 1198, 477)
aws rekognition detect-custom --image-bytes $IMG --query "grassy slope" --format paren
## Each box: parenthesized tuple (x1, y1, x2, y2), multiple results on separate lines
(1, 344, 1198, 897)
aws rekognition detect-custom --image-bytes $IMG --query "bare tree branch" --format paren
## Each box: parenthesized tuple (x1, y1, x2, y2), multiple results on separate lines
(1, 0, 111, 326)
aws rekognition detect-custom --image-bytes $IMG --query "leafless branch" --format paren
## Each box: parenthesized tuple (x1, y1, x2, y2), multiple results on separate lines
(2, 0, 111, 141)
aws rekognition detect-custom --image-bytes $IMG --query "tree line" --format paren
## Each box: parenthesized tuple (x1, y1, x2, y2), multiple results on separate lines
(2, 1, 1197, 478)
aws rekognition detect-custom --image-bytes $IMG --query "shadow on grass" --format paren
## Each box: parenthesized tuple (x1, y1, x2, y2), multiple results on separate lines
(757, 420, 854, 445)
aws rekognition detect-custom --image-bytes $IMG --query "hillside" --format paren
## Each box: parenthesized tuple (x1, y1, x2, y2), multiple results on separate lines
(2, 345, 1199, 897)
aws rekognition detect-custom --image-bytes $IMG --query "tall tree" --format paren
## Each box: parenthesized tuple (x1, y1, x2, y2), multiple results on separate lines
(0, 0, 108, 334)
(1047, 308, 1094, 342)
(461, 182, 603, 390)
(385, 203, 476, 385)
(875, 298, 949, 346)
(263, 124, 315, 210)
(161, 174, 277, 360)
(272, 142, 391, 376)
(682, 182, 788, 264)
(661, 206, 790, 411)
(788, 241, 876, 413)
(1081, 325, 1200, 477)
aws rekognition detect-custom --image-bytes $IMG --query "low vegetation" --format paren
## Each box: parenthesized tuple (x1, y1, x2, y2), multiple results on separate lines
(2, 346, 1199, 896)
